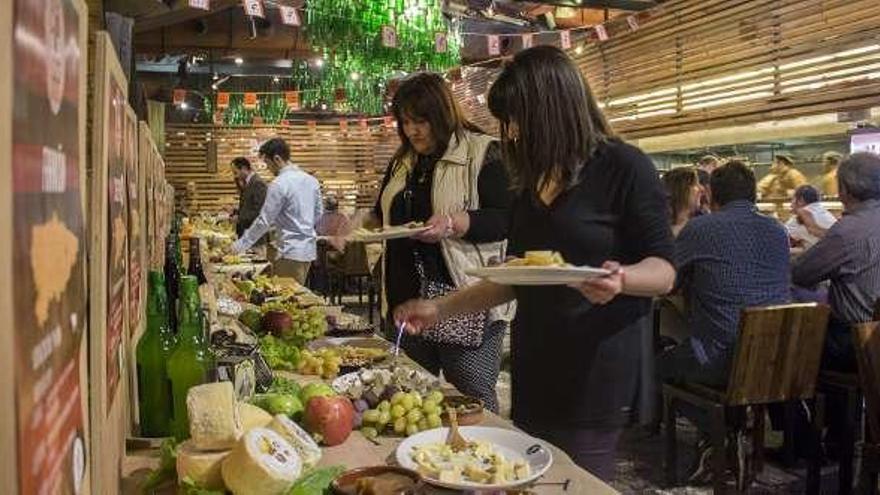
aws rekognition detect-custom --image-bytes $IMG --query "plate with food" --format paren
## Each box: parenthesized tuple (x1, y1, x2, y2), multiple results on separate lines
(349, 222, 430, 243)
(395, 426, 553, 490)
(307, 339, 391, 369)
(466, 251, 611, 286)
(441, 395, 484, 426)
(331, 466, 422, 495)
(332, 365, 441, 403)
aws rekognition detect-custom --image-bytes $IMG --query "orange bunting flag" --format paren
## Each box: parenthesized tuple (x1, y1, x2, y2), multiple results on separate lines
(243, 92, 258, 109)
(285, 91, 300, 110)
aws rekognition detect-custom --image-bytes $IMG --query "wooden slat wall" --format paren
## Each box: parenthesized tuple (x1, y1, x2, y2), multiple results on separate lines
(453, 0, 880, 139)
(165, 123, 399, 214)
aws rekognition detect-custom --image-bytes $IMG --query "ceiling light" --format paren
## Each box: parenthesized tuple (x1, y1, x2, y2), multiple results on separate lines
(212, 73, 219, 81)
(314, 58, 325, 68)
(180, 102, 189, 110)
(234, 57, 244, 65)
(555, 6, 577, 19)
(273, 76, 280, 83)
(211, 84, 218, 90)
(320, 103, 328, 110)
(575, 45, 584, 55)
(350, 72, 360, 81)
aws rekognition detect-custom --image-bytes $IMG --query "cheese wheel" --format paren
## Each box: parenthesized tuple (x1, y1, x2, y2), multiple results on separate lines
(221, 428, 303, 495)
(266, 414, 322, 468)
(187, 381, 242, 451)
(176, 440, 229, 491)
(239, 402, 273, 433)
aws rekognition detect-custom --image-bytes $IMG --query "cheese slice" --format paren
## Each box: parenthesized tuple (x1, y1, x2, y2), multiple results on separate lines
(176, 440, 229, 491)
(266, 414, 322, 468)
(238, 402, 273, 433)
(221, 427, 302, 495)
(187, 381, 242, 451)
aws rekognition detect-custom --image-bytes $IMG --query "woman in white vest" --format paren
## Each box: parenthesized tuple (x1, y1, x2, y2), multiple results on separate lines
(394, 47, 676, 481)
(367, 72, 515, 412)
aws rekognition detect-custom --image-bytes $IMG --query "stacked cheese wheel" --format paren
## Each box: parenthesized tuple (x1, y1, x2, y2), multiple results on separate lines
(177, 381, 322, 494)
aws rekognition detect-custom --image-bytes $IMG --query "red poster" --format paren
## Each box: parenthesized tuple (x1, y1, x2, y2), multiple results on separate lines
(216, 91, 230, 108)
(285, 91, 300, 110)
(12, 0, 88, 492)
(172, 88, 186, 105)
(125, 112, 141, 338)
(106, 79, 127, 413)
(243, 92, 258, 109)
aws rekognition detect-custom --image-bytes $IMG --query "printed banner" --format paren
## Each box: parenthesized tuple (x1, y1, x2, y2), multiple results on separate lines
(434, 32, 447, 53)
(381, 25, 397, 48)
(595, 24, 609, 41)
(627, 16, 639, 31)
(172, 88, 186, 105)
(560, 30, 571, 50)
(243, 0, 264, 18)
(12, 0, 88, 492)
(279, 5, 300, 26)
(188, 0, 210, 10)
(487, 34, 500, 56)
(522, 33, 534, 49)
(243, 92, 258, 109)
(285, 91, 300, 110)
(216, 91, 230, 108)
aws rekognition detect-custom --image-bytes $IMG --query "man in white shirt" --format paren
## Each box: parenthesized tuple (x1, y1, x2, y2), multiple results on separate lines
(786, 184, 837, 249)
(232, 137, 323, 285)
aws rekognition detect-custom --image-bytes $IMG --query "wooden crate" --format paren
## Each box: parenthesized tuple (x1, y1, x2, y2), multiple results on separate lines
(89, 31, 130, 495)
(0, 0, 91, 493)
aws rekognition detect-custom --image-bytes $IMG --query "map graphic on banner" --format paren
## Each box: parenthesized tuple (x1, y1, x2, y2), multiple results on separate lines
(12, 0, 88, 492)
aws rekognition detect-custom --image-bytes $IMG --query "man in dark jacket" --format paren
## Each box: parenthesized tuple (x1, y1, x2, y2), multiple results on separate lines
(231, 157, 267, 241)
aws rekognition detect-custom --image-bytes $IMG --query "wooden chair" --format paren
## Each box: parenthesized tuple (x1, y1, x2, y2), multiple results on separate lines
(852, 321, 880, 494)
(816, 370, 862, 495)
(663, 303, 831, 494)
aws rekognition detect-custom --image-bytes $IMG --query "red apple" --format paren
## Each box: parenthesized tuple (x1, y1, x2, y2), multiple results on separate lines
(303, 396, 355, 446)
(262, 310, 292, 338)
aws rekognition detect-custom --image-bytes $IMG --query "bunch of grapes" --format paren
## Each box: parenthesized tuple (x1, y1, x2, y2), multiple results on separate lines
(356, 390, 445, 439)
(297, 348, 343, 378)
(289, 307, 327, 341)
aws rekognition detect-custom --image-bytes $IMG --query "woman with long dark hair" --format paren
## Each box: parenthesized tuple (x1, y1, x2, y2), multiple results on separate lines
(394, 46, 675, 481)
(663, 167, 702, 237)
(364, 72, 514, 412)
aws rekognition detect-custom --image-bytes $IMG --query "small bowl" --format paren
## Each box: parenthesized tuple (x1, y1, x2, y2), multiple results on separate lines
(331, 466, 423, 495)
(441, 395, 485, 426)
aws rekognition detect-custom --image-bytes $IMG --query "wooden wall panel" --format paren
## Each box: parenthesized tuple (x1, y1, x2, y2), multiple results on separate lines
(164, 123, 399, 214)
(453, 0, 880, 140)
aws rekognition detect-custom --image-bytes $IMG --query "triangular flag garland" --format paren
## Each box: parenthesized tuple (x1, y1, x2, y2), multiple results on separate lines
(594, 24, 609, 42)
(243, 0, 264, 18)
(279, 5, 301, 26)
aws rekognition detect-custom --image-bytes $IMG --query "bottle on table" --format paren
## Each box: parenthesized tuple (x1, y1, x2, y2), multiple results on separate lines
(136, 271, 176, 437)
(163, 235, 181, 334)
(167, 275, 215, 440)
(187, 236, 208, 285)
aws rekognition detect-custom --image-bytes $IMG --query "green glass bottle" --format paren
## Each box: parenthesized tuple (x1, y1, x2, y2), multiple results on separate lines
(167, 275, 214, 440)
(136, 271, 176, 437)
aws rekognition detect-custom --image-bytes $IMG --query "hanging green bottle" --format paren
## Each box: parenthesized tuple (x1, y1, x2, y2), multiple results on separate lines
(167, 275, 214, 440)
(136, 271, 176, 437)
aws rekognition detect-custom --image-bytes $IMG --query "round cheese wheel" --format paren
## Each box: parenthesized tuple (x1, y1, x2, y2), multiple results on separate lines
(176, 440, 229, 491)
(221, 428, 302, 495)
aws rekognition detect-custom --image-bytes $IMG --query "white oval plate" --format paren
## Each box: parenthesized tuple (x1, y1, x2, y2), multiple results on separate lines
(466, 265, 611, 285)
(395, 426, 553, 491)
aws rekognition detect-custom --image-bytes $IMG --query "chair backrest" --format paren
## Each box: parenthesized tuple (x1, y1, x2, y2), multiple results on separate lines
(852, 321, 880, 440)
(726, 303, 831, 406)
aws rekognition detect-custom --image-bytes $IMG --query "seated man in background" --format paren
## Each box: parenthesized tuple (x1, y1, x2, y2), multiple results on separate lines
(757, 153, 808, 199)
(786, 184, 837, 250)
(657, 162, 791, 480)
(792, 152, 880, 372)
(316, 195, 352, 252)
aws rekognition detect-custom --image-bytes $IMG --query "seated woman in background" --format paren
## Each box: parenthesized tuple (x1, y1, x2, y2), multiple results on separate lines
(663, 167, 703, 237)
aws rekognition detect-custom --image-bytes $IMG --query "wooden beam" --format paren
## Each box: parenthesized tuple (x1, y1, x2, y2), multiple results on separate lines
(534, 0, 657, 10)
(134, 0, 240, 34)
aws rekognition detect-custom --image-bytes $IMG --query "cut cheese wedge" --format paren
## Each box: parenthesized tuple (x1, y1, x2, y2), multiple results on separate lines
(187, 381, 242, 451)
(221, 427, 302, 495)
(238, 402, 273, 433)
(176, 440, 229, 491)
(266, 414, 322, 468)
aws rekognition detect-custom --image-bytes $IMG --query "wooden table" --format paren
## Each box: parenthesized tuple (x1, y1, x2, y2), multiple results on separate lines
(122, 275, 618, 494)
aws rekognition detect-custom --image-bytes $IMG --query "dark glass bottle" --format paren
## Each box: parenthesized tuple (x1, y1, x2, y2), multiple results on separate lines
(136, 271, 176, 437)
(163, 235, 181, 334)
(187, 237, 208, 285)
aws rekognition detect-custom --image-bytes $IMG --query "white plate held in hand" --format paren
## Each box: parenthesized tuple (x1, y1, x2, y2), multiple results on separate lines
(466, 265, 611, 285)
(395, 426, 553, 490)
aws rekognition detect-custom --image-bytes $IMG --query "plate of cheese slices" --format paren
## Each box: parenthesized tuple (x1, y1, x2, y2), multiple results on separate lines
(466, 251, 611, 286)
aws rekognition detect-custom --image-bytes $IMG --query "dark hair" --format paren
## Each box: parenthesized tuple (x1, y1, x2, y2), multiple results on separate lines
(390, 72, 483, 168)
(696, 168, 711, 187)
(663, 167, 698, 222)
(710, 160, 757, 206)
(698, 155, 721, 168)
(259, 137, 290, 162)
(231, 157, 252, 171)
(838, 152, 880, 201)
(794, 185, 821, 205)
(488, 45, 614, 197)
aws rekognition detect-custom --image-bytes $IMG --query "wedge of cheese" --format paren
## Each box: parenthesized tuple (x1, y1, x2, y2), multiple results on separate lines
(221, 427, 302, 495)
(238, 402, 273, 433)
(187, 381, 242, 451)
(176, 440, 229, 491)
(266, 414, 322, 468)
